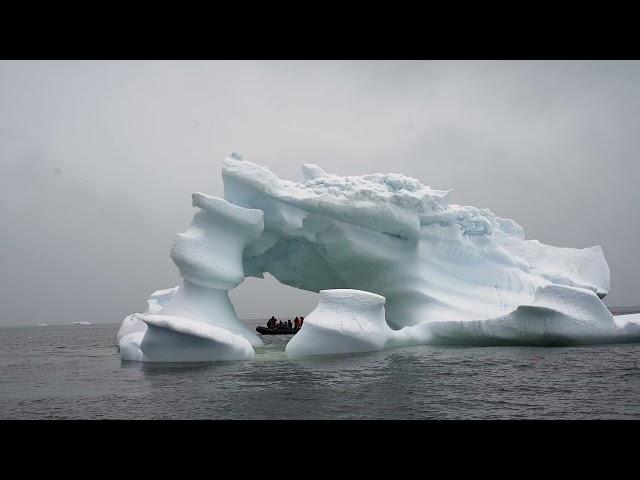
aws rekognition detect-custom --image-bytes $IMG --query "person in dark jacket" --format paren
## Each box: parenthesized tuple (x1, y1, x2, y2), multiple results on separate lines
(287, 319, 293, 330)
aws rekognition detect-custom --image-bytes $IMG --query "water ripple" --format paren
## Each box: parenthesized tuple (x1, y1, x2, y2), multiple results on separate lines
(1, 323, 639, 419)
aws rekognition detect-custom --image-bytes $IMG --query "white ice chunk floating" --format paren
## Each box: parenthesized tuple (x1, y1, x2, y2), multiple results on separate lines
(119, 330, 146, 362)
(286, 289, 393, 358)
(612, 313, 640, 337)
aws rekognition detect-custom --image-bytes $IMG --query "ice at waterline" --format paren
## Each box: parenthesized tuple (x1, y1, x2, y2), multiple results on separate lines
(118, 152, 640, 362)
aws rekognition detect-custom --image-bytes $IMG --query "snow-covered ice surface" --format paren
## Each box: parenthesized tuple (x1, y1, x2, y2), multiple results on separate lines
(119, 152, 640, 362)
(286, 289, 393, 358)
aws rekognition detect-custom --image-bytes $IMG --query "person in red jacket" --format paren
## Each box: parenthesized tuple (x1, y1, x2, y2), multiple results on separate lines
(299, 316, 304, 327)
(294, 317, 300, 330)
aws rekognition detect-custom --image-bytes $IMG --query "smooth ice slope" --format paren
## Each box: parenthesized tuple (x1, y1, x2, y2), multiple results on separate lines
(390, 284, 640, 347)
(140, 316, 254, 362)
(286, 289, 393, 358)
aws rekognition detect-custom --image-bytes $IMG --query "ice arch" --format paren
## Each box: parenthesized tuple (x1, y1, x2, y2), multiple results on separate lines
(229, 273, 318, 321)
(118, 152, 640, 362)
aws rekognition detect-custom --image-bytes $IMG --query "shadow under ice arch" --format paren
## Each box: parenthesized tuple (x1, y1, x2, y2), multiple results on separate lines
(118, 152, 640, 362)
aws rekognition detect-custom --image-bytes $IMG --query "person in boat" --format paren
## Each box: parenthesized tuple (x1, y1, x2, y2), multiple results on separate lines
(300, 316, 304, 327)
(287, 319, 293, 330)
(278, 320, 284, 329)
(294, 317, 300, 330)
(267, 316, 277, 329)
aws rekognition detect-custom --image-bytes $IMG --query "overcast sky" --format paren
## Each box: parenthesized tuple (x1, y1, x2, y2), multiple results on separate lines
(1, 60, 639, 326)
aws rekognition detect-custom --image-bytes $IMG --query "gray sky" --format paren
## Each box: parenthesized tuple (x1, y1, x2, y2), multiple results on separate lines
(1, 60, 639, 326)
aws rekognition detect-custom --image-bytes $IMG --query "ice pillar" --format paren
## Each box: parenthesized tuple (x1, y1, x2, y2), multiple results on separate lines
(137, 193, 265, 362)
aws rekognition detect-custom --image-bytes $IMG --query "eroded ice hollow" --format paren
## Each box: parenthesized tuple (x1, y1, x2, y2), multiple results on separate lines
(118, 152, 640, 362)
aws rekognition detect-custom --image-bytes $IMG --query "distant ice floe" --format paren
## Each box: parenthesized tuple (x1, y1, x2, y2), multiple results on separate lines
(117, 152, 639, 362)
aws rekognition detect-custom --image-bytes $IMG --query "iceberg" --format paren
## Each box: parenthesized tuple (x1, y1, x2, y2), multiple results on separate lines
(118, 151, 640, 362)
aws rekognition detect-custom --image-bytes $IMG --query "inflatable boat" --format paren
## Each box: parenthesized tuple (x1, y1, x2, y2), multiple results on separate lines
(256, 326, 299, 335)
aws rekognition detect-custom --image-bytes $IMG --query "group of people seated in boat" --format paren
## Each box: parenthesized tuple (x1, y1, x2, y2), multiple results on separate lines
(266, 316, 304, 330)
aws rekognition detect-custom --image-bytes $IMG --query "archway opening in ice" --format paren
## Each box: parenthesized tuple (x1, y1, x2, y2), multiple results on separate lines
(229, 272, 319, 329)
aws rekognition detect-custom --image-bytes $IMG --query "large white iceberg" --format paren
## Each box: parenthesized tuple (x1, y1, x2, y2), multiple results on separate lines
(118, 152, 640, 362)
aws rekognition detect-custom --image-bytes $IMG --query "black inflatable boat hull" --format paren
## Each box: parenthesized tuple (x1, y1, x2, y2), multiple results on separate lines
(256, 326, 299, 335)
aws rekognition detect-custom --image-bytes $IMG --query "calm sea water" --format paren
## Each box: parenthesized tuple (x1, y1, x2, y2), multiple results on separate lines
(1, 320, 639, 419)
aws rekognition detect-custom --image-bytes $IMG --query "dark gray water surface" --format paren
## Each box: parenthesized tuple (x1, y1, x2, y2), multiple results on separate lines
(1, 321, 639, 419)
